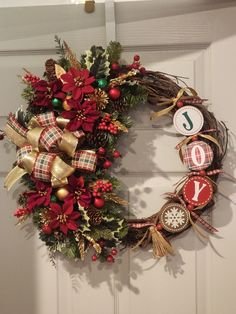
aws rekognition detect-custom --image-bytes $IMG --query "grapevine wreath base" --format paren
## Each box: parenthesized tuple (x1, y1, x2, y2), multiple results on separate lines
(2, 38, 228, 264)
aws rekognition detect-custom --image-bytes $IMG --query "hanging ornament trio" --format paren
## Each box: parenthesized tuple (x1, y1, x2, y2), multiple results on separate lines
(2, 37, 228, 264)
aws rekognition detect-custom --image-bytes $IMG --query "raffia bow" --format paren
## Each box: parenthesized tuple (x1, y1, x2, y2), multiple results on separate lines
(4, 113, 97, 190)
(129, 222, 174, 258)
(150, 87, 199, 120)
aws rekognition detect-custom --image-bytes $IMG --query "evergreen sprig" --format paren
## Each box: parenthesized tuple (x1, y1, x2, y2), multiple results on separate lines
(106, 41, 123, 63)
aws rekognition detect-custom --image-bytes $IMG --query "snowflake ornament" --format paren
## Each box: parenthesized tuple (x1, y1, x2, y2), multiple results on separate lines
(160, 203, 189, 233)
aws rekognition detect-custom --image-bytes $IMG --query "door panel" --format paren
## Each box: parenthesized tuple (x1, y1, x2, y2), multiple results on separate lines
(0, 4, 236, 314)
(57, 47, 209, 314)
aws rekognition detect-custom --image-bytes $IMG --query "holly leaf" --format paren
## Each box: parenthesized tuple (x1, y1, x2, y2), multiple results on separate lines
(78, 205, 91, 233)
(81, 45, 110, 78)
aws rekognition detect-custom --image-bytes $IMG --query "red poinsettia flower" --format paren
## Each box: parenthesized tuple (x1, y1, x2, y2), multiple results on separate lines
(32, 79, 65, 107)
(61, 68, 95, 100)
(61, 99, 100, 132)
(65, 175, 92, 208)
(48, 200, 80, 235)
(26, 181, 52, 210)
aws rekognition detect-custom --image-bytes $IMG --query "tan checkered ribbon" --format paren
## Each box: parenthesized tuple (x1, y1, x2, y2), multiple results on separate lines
(72, 150, 97, 172)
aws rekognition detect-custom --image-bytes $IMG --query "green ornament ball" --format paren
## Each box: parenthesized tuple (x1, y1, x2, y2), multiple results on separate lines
(52, 98, 62, 109)
(50, 195, 58, 202)
(97, 78, 107, 88)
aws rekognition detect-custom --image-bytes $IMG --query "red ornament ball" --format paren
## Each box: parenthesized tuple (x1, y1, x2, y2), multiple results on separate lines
(192, 135, 198, 141)
(132, 62, 140, 69)
(111, 248, 118, 256)
(113, 150, 121, 158)
(187, 204, 195, 211)
(106, 255, 114, 263)
(156, 223, 163, 231)
(199, 170, 206, 176)
(42, 224, 52, 234)
(108, 88, 121, 100)
(94, 197, 105, 208)
(92, 254, 98, 262)
(134, 54, 140, 61)
(111, 62, 120, 71)
(177, 100, 184, 108)
(139, 67, 146, 75)
(103, 160, 112, 169)
(98, 147, 106, 155)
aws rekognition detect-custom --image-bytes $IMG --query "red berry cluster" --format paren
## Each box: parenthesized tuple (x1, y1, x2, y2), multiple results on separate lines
(14, 208, 30, 218)
(92, 180, 113, 197)
(127, 55, 146, 74)
(23, 73, 40, 85)
(92, 246, 118, 263)
(111, 62, 120, 71)
(98, 114, 118, 134)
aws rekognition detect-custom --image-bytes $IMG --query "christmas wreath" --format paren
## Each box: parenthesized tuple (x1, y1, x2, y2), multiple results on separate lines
(2, 37, 228, 264)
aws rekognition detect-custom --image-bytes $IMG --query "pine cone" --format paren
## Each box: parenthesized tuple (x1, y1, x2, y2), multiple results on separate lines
(45, 59, 57, 81)
(87, 209, 102, 225)
(86, 130, 108, 148)
(111, 99, 129, 113)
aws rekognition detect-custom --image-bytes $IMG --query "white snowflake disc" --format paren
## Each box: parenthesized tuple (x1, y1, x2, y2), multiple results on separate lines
(160, 203, 189, 233)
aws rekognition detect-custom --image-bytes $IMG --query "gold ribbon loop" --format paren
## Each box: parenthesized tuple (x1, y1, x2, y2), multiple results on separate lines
(21, 151, 38, 174)
(176, 129, 222, 162)
(56, 116, 70, 129)
(27, 116, 40, 129)
(27, 127, 44, 151)
(4, 123, 27, 147)
(4, 166, 27, 191)
(58, 131, 78, 157)
(50, 156, 75, 181)
(150, 87, 198, 120)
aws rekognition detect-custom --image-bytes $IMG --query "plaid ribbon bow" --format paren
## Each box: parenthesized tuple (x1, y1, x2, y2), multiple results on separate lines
(4, 112, 97, 190)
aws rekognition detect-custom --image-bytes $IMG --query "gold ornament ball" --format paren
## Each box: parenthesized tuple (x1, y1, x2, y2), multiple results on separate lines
(62, 96, 72, 111)
(55, 187, 70, 201)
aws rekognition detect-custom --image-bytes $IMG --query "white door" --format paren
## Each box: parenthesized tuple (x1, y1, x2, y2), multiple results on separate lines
(0, 2, 236, 314)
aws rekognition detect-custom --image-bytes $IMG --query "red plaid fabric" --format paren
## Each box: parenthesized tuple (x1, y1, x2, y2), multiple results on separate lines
(183, 97, 205, 105)
(40, 126, 63, 151)
(72, 150, 97, 172)
(8, 113, 27, 137)
(37, 112, 57, 127)
(16, 145, 32, 165)
(191, 211, 218, 233)
(183, 141, 213, 171)
(33, 152, 56, 181)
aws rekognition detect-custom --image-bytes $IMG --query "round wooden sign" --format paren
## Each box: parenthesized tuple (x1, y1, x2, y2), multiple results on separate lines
(183, 140, 213, 171)
(160, 203, 189, 233)
(183, 176, 213, 207)
(173, 106, 204, 136)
